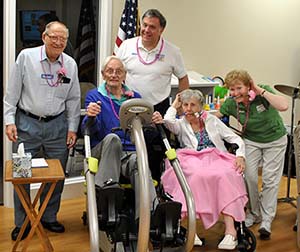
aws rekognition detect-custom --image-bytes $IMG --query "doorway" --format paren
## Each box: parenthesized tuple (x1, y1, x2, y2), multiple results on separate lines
(2, 0, 112, 206)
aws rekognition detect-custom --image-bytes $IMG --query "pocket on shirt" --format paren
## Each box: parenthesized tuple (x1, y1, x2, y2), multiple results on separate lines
(39, 79, 70, 99)
(54, 84, 70, 99)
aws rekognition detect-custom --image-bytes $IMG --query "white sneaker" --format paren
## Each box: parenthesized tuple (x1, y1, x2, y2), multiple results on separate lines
(245, 213, 261, 228)
(194, 234, 203, 246)
(218, 234, 238, 250)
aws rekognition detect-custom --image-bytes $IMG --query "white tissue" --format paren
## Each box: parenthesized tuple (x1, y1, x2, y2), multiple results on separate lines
(17, 142, 25, 157)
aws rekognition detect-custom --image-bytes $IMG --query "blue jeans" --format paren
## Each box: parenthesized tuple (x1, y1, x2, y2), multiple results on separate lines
(13, 111, 68, 227)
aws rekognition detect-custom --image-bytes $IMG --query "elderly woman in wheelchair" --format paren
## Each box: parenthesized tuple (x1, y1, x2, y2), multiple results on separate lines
(159, 89, 248, 250)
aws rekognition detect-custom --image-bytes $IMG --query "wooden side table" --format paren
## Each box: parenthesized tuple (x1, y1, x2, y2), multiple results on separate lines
(5, 159, 65, 252)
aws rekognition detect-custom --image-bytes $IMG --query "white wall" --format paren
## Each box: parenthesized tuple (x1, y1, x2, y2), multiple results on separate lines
(112, 0, 300, 125)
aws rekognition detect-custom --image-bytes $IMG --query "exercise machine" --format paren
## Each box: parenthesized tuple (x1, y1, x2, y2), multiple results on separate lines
(83, 98, 197, 252)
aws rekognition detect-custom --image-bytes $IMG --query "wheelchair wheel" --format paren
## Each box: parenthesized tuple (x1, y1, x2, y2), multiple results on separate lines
(237, 227, 256, 252)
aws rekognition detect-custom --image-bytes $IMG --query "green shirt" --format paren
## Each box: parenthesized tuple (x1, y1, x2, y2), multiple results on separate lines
(98, 82, 132, 106)
(220, 84, 287, 143)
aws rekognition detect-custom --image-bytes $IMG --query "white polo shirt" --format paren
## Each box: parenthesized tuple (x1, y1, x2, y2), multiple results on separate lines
(117, 36, 187, 105)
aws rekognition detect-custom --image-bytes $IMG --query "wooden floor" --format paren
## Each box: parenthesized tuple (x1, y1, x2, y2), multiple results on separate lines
(0, 177, 299, 252)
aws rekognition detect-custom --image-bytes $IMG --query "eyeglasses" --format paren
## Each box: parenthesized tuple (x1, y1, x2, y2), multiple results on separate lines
(105, 68, 124, 76)
(46, 33, 68, 43)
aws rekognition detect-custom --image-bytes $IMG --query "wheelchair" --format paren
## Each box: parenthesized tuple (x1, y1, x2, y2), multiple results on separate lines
(82, 99, 197, 252)
(156, 124, 256, 252)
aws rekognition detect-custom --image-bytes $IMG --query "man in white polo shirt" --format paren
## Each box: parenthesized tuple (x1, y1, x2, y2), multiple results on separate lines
(117, 9, 189, 181)
(116, 8, 189, 116)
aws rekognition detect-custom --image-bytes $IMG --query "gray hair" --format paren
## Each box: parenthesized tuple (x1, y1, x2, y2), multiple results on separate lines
(44, 21, 69, 37)
(180, 89, 204, 106)
(142, 9, 167, 28)
(101, 56, 126, 72)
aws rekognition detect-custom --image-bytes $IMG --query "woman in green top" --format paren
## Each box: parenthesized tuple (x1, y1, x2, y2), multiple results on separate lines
(215, 70, 288, 241)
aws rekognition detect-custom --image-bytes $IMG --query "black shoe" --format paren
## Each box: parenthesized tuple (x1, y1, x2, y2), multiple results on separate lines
(11, 225, 31, 241)
(293, 224, 297, 232)
(258, 227, 271, 240)
(41, 221, 65, 233)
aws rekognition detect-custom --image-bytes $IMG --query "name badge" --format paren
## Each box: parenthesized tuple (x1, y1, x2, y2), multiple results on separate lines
(62, 77, 71, 84)
(157, 54, 165, 61)
(41, 74, 54, 79)
(256, 104, 266, 113)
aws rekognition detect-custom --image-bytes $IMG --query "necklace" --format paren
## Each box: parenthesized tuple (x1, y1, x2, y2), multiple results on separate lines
(40, 46, 64, 87)
(198, 118, 205, 145)
(106, 86, 125, 120)
(236, 102, 250, 134)
(136, 37, 164, 65)
(192, 117, 204, 145)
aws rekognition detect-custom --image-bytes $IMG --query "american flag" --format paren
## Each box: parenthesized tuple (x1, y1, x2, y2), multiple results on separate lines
(113, 0, 140, 55)
(75, 0, 96, 82)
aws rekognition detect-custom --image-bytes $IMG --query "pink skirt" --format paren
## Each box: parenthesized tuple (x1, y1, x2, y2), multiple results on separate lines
(161, 148, 248, 229)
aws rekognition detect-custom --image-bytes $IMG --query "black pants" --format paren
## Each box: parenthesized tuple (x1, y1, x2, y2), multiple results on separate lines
(153, 97, 170, 116)
(145, 97, 171, 181)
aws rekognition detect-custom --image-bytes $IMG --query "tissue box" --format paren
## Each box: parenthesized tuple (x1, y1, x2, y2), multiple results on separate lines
(12, 153, 32, 178)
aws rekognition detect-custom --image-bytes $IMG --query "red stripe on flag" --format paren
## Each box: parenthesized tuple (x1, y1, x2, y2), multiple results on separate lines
(113, 0, 140, 55)
(116, 37, 123, 47)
